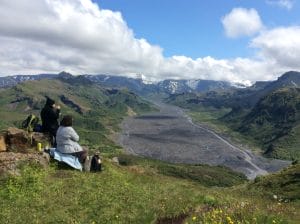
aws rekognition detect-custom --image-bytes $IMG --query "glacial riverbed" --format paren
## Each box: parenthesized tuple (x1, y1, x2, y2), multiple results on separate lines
(117, 103, 290, 179)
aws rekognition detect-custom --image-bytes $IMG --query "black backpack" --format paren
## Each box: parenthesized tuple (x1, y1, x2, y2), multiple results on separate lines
(90, 154, 102, 172)
(21, 114, 40, 132)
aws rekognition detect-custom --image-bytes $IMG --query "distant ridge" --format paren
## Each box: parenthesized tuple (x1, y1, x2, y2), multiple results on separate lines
(0, 71, 248, 94)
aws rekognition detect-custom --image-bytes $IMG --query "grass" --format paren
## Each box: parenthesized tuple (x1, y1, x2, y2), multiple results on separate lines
(0, 162, 204, 223)
(249, 163, 300, 201)
(0, 159, 299, 224)
(268, 124, 300, 161)
(116, 154, 247, 187)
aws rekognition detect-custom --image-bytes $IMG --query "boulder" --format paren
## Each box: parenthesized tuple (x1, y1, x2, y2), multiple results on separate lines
(6, 127, 31, 152)
(31, 132, 52, 149)
(6, 127, 51, 153)
(0, 151, 49, 177)
(0, 127, 52, 176)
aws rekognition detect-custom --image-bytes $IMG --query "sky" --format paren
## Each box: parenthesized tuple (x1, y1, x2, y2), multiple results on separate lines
(0, 0, 300, 84)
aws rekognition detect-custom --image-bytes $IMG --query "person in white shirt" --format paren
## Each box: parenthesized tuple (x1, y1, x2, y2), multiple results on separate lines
(56, 115, 87, 163)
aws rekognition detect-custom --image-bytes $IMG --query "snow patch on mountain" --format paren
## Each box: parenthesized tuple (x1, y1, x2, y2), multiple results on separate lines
(167, 81, 179, 94)
(231, 80, 252, 88)
(186, 80, 199, 90)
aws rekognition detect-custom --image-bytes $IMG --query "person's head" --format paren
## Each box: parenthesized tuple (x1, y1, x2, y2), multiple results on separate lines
(45, 96, 55, 107)
(60, 115, 73, 127)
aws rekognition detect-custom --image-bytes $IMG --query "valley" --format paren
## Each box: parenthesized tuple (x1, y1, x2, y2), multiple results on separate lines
(0, 73, 299, 223)
(118, 102, 290, 179)
(1, 1, 300, 222)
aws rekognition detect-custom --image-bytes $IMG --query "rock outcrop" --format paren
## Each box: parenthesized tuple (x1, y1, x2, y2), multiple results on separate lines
(0, 127, 52, 176)
(0, 152, 49, 176)
(5, 127, 51, 152)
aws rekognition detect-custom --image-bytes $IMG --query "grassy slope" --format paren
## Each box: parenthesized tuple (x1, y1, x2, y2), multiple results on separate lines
(116, 154, 247, 187)
(0, 79, 153, 151)
(249, 163, 300, 201)
(239, 88, 300, 160)
(0, 160, 299, 224)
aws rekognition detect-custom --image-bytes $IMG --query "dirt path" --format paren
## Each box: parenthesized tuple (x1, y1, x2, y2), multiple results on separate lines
(118, 102, 290, 179)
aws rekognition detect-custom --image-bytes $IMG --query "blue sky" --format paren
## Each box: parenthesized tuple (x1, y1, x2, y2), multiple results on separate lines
(0, 0, 300, 83)
(97, 0, 299, 59)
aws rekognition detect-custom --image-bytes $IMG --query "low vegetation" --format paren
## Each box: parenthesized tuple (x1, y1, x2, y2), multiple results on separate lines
(117, 154, 247, 187)
(0, 159, 299, 223)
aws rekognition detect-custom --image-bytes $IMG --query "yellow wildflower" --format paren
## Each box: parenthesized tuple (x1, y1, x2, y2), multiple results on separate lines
(226, 216, 234, 224)
(192, 216, 197, 221)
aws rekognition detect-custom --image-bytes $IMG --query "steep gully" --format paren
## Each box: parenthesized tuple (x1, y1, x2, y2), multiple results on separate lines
(118, 102, 290, 179)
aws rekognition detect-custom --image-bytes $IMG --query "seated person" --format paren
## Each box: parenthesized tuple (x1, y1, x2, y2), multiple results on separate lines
(56, 115, 87, 163)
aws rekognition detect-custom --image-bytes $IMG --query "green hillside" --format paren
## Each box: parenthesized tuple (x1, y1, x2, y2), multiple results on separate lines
(166, 87, 300, 161)
(0, 158, 299, 223)
(0, 77, 153, 151)
(239, 88, 300, 160)
(249, 163, 300, 201)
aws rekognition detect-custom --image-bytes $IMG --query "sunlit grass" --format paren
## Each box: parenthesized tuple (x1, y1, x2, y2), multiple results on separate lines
(0, 159, 299, 223)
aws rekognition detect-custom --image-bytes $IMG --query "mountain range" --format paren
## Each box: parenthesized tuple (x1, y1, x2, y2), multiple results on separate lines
(0, 71, 247, 95)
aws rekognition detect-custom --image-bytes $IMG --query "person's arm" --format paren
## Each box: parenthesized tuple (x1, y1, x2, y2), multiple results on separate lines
(69, 127, 79, 142)
(47, 107, 60, 120)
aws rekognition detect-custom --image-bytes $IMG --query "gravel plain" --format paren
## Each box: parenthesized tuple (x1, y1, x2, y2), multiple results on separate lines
(118, 103, 291, 179)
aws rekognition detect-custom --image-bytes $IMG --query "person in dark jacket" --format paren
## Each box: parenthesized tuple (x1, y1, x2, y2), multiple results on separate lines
(41, 97, 60, 146)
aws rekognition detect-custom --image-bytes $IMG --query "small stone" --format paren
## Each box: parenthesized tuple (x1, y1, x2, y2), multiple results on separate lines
(112, 157, 119, 164)
(0, 135, 7, 152)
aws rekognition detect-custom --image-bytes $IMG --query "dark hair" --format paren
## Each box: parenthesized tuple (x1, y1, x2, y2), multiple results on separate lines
(60, 115, 73, 127)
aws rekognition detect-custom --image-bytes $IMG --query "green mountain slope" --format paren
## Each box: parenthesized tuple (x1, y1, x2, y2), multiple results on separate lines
(0, 77, 153, 150)
(238, 88, 300, 160)
(249, 163, 300, 201)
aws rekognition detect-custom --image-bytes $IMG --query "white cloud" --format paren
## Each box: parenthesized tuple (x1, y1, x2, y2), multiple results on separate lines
(0, 0, 299, 84)
(266, 0, 294, 10)
(221, 8, 263, 38)
(251, 26, 300, 68)
(0, 0, 163, 76)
